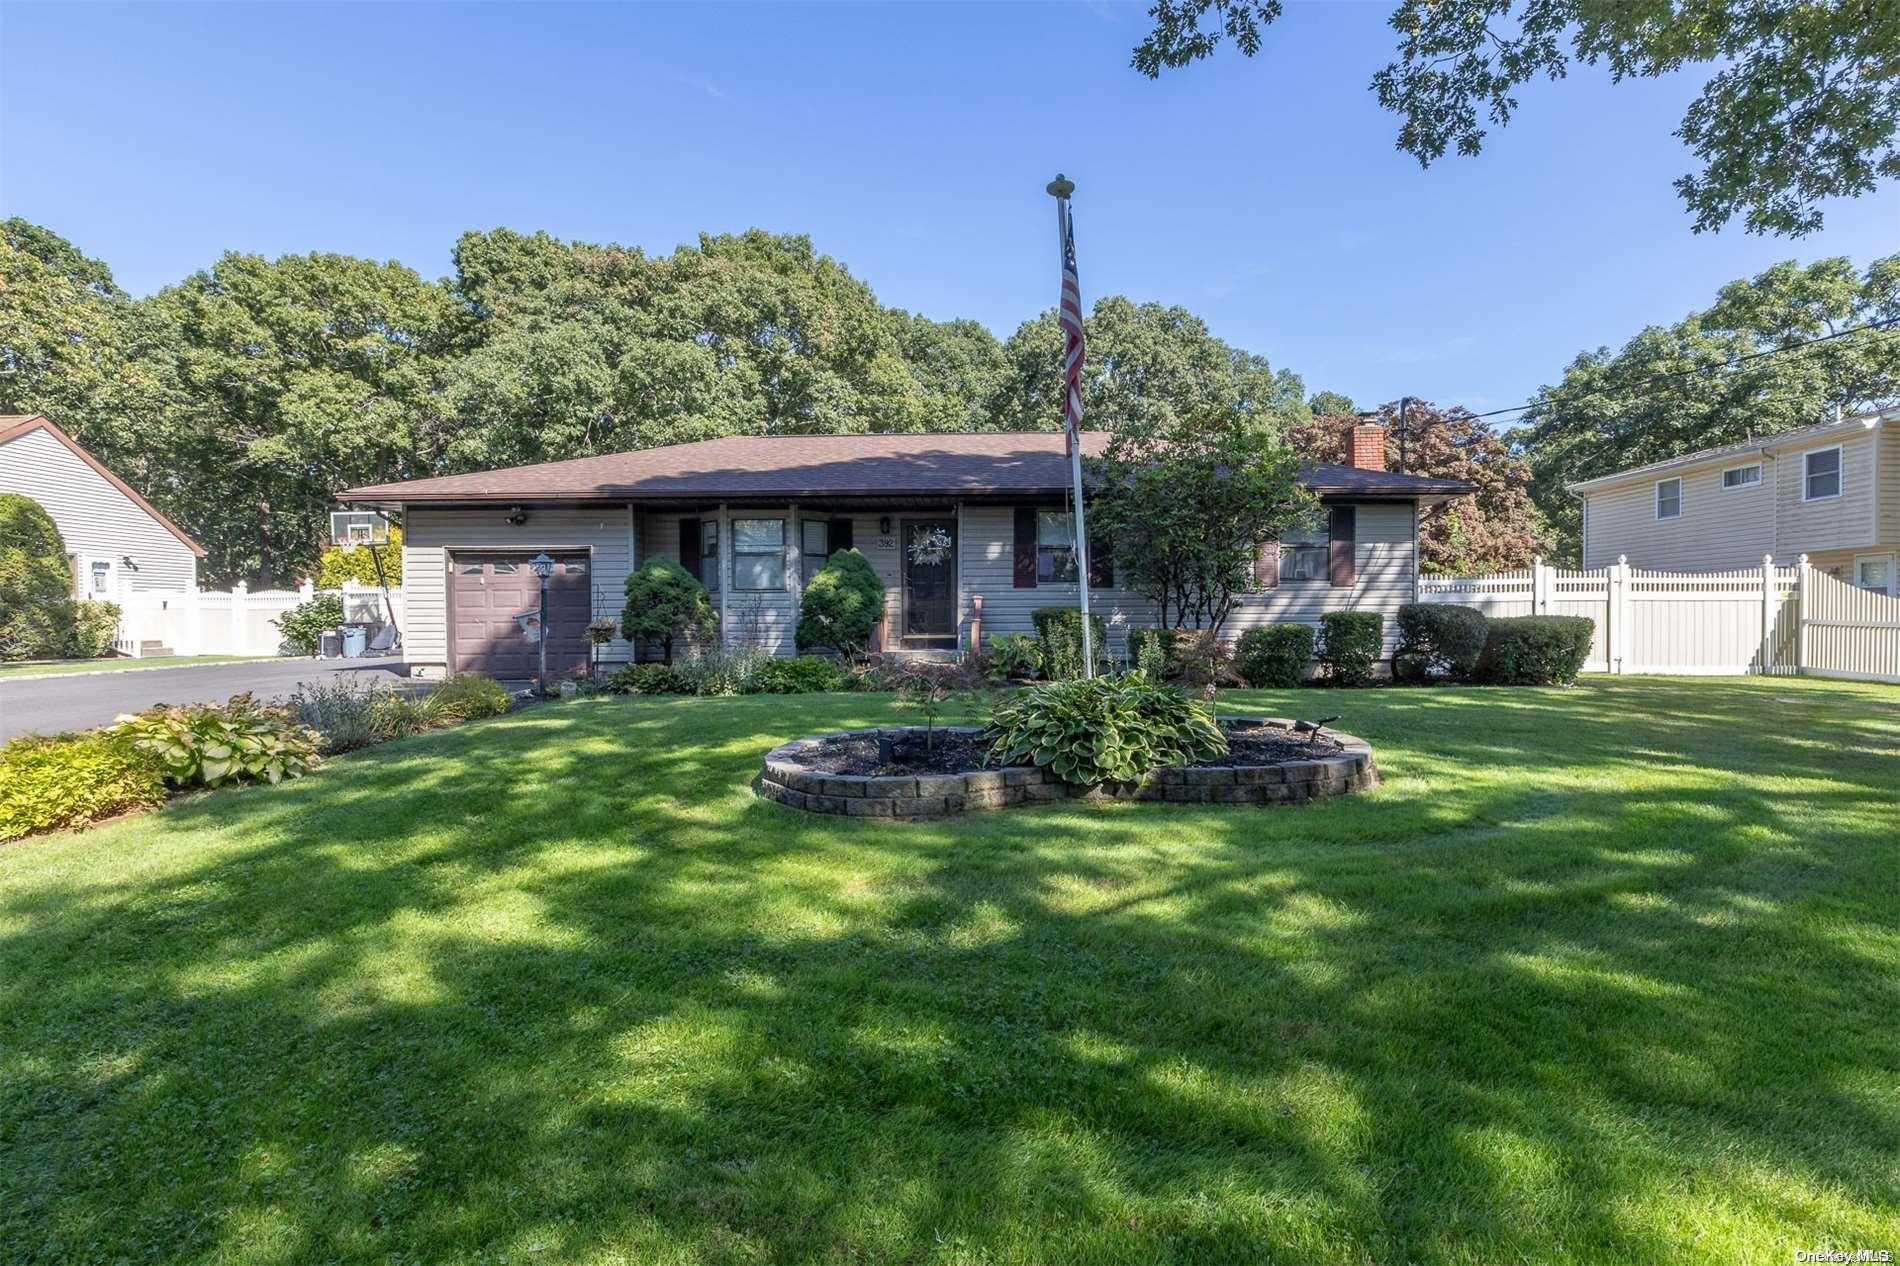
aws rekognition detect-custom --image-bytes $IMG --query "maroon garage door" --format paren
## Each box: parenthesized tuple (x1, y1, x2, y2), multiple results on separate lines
(450, 552, 592, 678)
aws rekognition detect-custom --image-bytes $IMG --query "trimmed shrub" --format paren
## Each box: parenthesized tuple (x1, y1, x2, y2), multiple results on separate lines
(1236, 624, 1316, 688)
(0, 492, 76, 661)
(984, 672, 1228, 786)
(1031, 607, 1109, 680)
(1394, 603, 1489, 682)
(611, 663, 691, 694)
(70, 599, 122, 658)
(1318, 612, 1384, 687)
(795, 549, 886, 659)
(676, 645, 768, 697)
(1125, 628, 1181, 677)
(751, 655, 844, 694)
(289, 677, 434, 753)
(1477, 615, 1595, 686)
(315, 528, 403, 587)
(0, 730, 168, 842)
(115, 693, 321, 788)
(427, 674, 514, 721)
(984, 633, 1043, 681)
(273, 593, 345, 657)
(621, 557, 717, 665)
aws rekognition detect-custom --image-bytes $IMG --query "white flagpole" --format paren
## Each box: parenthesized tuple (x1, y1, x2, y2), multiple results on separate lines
(1047, 176, 1093, 678)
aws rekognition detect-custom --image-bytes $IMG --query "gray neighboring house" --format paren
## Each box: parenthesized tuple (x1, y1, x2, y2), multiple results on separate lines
(1568, 405, 1900, 593)
(0, 413, 205, 597)
(338, 423, 1472, 679)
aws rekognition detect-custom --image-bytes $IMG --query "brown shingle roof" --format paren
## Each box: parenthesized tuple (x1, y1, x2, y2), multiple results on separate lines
(337, 431, 1474, 504)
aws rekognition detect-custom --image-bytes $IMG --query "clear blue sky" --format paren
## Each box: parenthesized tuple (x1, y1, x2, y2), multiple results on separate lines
(3, 1, 1895, 420)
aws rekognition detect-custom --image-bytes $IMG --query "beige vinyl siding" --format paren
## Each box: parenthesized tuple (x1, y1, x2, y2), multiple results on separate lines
(1774, 430, 1879, 557)
(402, 505, 635, 673)
(1581, 459, 1775, 570)
(0, 427, 198, 592)
(1879, 423, 1900, 545)
(962, 502, 1418, 656)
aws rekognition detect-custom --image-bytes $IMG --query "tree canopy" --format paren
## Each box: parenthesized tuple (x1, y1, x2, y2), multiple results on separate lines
(1133, 0, 1900, 235)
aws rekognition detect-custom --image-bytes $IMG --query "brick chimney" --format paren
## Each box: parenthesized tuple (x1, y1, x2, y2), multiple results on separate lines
(1346, 422, 1387, 471)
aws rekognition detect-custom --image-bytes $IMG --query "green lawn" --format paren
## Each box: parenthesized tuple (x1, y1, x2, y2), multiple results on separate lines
(0, 653, 271, 680)
(2, 677, 1896, 1264)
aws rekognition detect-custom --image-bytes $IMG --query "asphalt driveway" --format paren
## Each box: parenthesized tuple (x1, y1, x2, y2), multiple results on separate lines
(0, 657, 414, 742)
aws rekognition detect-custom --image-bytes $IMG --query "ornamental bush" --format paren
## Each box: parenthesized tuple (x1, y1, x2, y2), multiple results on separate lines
(1124, 628, 1181, 677)
(1393, 603, 1489, 682)
(750, 655, 844, 694)
(610, 663, 691, 695)
(983, 672, 1227, 786)
(984, 633, 1044, 681)
(1031, 607, 1110, 680)
(0, 730, 168, 842)
(795, 549, 886, 659)
(426, 674, 514, 721)
(273, 593, 345, 656)
(288, 677, 435, 753)
(1235, 624, 1316, 688)
(0, 492, 76, 661)
(114, 693, 322, 788)
(622, 557, 717, 665)
(1477, 615, 1596, 686)
(70, 599, 122, 658)
(315, 528, 402, 587)
(1317, 611, 1384, 687)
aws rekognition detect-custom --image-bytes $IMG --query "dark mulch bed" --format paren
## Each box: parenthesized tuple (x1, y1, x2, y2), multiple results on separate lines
(1204, 722, 1338, 766)
(800, 731, 990, 776)
(796, 722, 1337, 777)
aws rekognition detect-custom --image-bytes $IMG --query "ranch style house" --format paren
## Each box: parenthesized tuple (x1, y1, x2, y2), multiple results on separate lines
(337, 423, 1474, 679)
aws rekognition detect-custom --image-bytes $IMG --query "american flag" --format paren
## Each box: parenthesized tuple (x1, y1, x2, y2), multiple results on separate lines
(1057, 200, 1085, 456)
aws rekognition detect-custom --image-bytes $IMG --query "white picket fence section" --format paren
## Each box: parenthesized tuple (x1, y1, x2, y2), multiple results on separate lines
(109, 579, 402, 658)
(1418, 554, 1895, 682)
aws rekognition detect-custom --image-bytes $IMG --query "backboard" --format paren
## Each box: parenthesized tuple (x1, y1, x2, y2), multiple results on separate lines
(329, 510, 390, 547)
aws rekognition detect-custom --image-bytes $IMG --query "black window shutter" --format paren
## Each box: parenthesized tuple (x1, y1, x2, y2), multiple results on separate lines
(678, 518, 698, 572)
(1089, 530, 1113, 588)
(1013, 508, 1038, 588)
(1329, 505, 1357, 588)
(830, 518, 854, 553)
(1255, 540, 1280, 589)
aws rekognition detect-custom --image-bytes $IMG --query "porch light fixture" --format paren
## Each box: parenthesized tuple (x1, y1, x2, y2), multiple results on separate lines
(529, 552, 555, 695)
(879, 515, 892, 534)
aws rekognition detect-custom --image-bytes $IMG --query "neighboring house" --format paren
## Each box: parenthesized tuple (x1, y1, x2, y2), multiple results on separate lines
(1567, 405, 1900, 595)
(339, 424, 1471, 679)
(0, 414, 204, 597)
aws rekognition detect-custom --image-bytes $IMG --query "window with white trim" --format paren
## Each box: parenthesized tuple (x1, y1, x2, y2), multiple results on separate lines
(1854, 554, 1895, 596)
(1037, 511, 1078, 583)
(1804, 448, 1841, 500)
(732, 518, 786, 590)
(1280, 513, 1331, 581)
(800, 520, 831, 585)
(1722, 464, 1761, 489)
(1655, 478, 1682, 519)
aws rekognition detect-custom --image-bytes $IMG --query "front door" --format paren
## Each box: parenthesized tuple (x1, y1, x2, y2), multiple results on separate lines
(902, 519, 957, 642)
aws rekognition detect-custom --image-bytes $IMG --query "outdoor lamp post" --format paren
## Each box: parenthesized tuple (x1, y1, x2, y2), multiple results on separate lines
(528, 552, 555, 696)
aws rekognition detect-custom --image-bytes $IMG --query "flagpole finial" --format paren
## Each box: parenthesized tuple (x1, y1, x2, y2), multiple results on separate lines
(1046, 174, 1075, 199)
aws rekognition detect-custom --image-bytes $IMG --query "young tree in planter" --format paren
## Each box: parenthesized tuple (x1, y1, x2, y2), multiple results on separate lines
(621, 557, 716, 665)
(1087, 412, 1314, 632)
(795, 548, 886, 659)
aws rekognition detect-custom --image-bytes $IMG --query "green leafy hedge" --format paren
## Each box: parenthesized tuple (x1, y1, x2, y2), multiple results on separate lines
(1031, 607, 1109, 679)
(1235, 624, 1316, 688)
(115, 693, 322, 788)
(1394, 603, 1488, 682)
(984, 673, 1227, 786)
(751, 655, 844, 693)
(1125, 628, 1181, 678)
(1318, 612, 1383, 687)
(273, 593, 345, 656)
(0, 730, 168, 842)
(796, 549, 886, 658)
(1478, 616, 1596, 685)
(0, 492, 77, 662)
(70, 600, 122, 658)
(315, 528, 403, 587)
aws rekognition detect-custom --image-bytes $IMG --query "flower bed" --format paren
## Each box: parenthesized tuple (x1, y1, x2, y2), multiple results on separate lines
(755, 718, 1377, 818)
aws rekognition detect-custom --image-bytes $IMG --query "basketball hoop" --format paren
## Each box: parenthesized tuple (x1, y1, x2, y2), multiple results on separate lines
(328, 510, 390, 548)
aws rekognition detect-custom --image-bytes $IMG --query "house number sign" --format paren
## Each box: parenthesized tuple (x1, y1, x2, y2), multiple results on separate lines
(872, 535, 899, 551)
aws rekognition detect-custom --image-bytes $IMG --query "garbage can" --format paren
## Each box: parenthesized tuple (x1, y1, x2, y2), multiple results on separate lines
(317, 629, 343, 659)
(341, 626, 368, 659)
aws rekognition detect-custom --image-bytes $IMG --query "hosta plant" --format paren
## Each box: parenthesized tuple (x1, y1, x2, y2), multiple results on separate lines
(115, 692, 321, 788)
(983, 672, 1226, 786)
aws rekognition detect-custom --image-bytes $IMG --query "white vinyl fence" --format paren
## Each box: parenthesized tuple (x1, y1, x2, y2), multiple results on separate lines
(109, 579, 402, 658)
(1418, 555, 1897, 683)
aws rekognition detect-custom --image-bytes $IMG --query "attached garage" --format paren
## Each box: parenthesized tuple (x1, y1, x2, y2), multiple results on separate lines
(450, 551, 593, 678)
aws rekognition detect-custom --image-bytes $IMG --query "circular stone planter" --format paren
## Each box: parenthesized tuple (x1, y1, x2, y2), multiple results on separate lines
(755, 718, 1378, 818)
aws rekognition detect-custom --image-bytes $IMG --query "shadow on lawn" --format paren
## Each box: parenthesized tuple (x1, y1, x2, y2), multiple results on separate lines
(2, 680, 1896, 1262)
